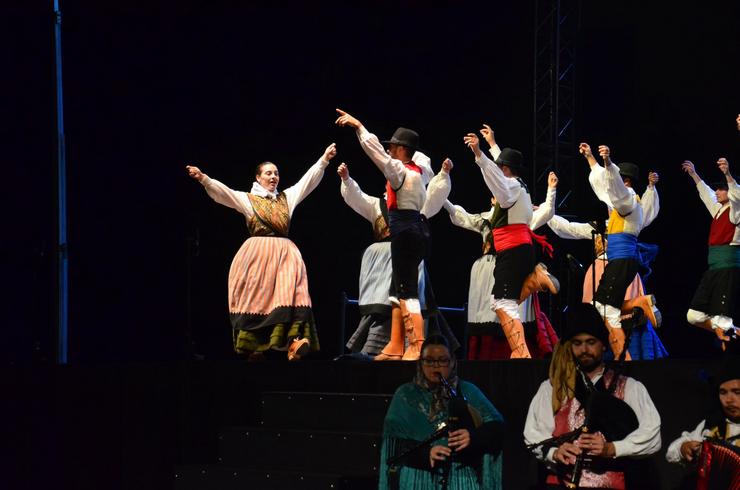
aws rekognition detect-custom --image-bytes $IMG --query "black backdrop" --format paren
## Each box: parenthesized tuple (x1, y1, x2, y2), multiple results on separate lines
(4, 0, 740, 364)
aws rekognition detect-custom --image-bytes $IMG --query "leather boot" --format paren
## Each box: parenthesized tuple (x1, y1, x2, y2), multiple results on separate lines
(374, 304, 404, 361)
(495, 308, 531, 359)
(621, 295, 658, 330)
(518, 263, 561, 303)
(605, 320, 631, 361)
(400, 299, 425, 361)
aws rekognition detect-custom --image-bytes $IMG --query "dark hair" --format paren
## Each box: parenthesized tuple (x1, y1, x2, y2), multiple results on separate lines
(503, 164, 520, 177)
(255, 161, 276, 178)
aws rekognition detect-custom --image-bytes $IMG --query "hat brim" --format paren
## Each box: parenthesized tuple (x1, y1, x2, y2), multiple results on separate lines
(381, 139, 421, 152)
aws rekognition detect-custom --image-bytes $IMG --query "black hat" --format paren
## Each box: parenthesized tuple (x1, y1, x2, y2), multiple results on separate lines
(714, 360, 740, 387)
(382, 127, 420, 151)
(494, 148, 525, 169)
(617, 162, 640, 183)
(562, 303, 609, 346)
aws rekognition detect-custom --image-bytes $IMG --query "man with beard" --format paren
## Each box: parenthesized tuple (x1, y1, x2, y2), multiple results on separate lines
(666, 362, 740, 468)
(523, 303, 661, 489)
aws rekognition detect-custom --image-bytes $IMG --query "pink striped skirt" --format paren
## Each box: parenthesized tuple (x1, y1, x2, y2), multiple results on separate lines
(228, 236, 318, 353)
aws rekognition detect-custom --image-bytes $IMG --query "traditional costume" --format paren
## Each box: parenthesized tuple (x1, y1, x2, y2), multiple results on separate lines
(379, 369, 504, 489)
(524, 304, 662, 489)
(353, 126, 450, 360)
(444, 181, 558, 359)
(547, 215, 667, 360)
(474, 147, 556, 358)
(198, 155, 329, 357)
(587, 161, 660, 359)
(686, 178, 740, 342)
(340, 153, 459, 355)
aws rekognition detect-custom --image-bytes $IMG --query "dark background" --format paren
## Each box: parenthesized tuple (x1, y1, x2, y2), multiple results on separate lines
(4, 0, 740, 364)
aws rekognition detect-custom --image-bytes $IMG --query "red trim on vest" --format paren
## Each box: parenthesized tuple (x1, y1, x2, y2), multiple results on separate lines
(709, 207, 736, 246)
(385, 161, 422, 211)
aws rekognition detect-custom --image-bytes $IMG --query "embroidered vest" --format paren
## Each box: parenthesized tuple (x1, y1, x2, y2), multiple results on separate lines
(547, 373, 629, 489)
(246, 192, 290, 237)
(709, 206, 736, 246)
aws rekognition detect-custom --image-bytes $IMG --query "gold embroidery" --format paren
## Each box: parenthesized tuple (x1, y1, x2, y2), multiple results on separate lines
(247, 193, 290, 237)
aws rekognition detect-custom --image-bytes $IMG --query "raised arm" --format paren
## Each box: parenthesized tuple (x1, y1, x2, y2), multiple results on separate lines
(547, 215, 596, 240)
(530, 172, 558, 230)
(480, 123, 502, 161)
(443, 200, 491, 233)
(283, 143, 336, 214)
(421, 158, 453, 218)
(337, 162, 380, 223)
(600, 145, 637, 216)
(464, 132, 521, 207)
(683, 160, 722, 216)
(335, 108, 406, 188)
(581, 143, 611, 206)
(186, 165, 251, 216)
(641, 172, 660, 228)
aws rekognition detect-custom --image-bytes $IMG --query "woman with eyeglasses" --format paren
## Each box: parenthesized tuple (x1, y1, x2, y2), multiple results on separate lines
(378, 335, 505, 489)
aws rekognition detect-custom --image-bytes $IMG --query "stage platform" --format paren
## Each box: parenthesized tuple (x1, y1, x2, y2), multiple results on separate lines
(5, 359, 725, 489)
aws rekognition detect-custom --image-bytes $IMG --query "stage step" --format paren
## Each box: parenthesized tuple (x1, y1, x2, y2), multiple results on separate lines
(218, 426, 381, 475)
(175, 391, 391, 488)
(173, 465, 376, 490)
(259, 391, 392, 431)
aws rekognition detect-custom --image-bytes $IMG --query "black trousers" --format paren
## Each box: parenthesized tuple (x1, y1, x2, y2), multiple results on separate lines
(389, 221, 429, 300)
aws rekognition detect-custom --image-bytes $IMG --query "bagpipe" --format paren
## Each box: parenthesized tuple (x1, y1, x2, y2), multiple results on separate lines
(696, 436, 740, 490)
(527, 315, 643, 488)
(385, 375, 483, 490)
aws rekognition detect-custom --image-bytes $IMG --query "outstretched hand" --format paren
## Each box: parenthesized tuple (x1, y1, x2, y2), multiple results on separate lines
(718, 157, 731, 175)
(578, 142, 593, 159)
(681, 160, 696, 175)
(598, 145, 612, 166)
(186, 165, 204, 182)
(463, 133, 481, 158)
(335, 108, 362, 129)
(337, 162, 349, 181)
(480, 124, 496, 147)
(648, 171, 659, 187)
(442, 158, 454, 174)
(323, 142, 337, 161)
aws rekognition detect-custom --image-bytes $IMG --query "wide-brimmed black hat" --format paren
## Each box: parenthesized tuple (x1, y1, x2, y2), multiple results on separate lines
(382, 127, 420, 151)
(617, 162, 640, 183)
(562, 303, 609, 346)
(494, 147, 525, 169)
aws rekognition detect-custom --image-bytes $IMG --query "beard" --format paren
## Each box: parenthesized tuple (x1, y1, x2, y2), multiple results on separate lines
(575, 354, 601, 372)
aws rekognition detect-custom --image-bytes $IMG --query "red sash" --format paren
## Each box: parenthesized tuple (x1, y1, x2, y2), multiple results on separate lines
(493, 224, 554, 257)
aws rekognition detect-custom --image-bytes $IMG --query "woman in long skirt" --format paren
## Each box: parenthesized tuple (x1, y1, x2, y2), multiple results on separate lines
(186, 143, 337, 360)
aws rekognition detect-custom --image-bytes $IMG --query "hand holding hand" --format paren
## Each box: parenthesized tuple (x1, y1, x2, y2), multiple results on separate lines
(337, 162, 349, 181)
(335, 108, 362, 129)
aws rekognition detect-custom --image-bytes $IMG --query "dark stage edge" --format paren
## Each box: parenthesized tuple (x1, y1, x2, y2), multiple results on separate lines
(6, 359, 724, 490)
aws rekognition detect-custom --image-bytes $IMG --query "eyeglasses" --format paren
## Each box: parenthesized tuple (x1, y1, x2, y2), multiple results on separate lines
(421, 358, 451, 367)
